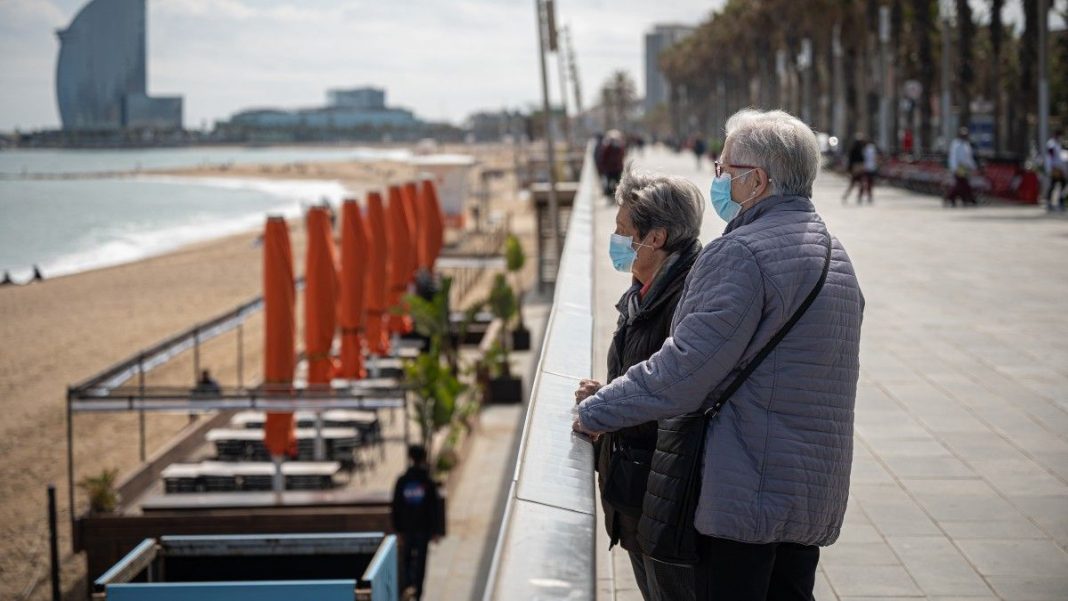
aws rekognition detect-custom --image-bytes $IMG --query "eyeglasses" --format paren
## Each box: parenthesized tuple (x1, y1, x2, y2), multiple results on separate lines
(714, 160, 761, 178)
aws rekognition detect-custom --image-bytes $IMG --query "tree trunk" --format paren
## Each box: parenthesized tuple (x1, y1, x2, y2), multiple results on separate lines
(1015, 0, 1038, 158)
(990, 0, 1004, 154)
(956, 0, 975, 130)
(913, 0, 935, 154)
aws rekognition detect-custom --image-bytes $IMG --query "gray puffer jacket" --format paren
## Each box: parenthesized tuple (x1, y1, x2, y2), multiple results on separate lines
(578, 194, 864, 546)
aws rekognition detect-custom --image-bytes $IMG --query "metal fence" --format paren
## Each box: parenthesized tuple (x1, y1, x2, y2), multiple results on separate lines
(482, 147, 597, 600)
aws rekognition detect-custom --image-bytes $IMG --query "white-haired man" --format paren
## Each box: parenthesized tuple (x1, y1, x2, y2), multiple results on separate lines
(574, 109, 864, 600)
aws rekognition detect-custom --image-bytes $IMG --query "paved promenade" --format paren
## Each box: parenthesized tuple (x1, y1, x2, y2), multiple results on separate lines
(593, 148, 1068, 601)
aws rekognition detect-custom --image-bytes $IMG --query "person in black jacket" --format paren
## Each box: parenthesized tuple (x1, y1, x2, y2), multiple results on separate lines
(575, 166, 704, 601)
(391, 445, 443, 601)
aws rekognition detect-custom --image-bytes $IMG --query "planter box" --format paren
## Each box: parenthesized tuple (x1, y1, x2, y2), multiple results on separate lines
(487, 376, 523, 404)
(511, 327, 531, 351)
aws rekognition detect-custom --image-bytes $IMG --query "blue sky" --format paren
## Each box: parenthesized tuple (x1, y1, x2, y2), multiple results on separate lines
(0, 0, 1047, 132)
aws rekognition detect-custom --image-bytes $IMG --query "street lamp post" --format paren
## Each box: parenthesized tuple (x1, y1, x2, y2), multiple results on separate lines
(534, 0, 561, 289)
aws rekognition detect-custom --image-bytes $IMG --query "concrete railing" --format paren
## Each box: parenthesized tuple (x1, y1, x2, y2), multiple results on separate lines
(482, 147, 597, 600)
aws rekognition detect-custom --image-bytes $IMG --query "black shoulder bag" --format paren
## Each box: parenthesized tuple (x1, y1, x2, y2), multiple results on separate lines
(637, 233, 833, 565)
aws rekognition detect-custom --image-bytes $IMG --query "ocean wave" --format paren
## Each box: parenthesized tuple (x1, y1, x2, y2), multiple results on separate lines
(10, 176, 350, 281)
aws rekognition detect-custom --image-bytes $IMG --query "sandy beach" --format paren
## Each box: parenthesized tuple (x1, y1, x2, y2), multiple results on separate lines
(0, 144, 527, 600)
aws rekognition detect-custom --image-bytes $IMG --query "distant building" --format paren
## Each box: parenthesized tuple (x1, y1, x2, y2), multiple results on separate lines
(464, 110, 525, 143)
(643, 24, 693, 115)
(219, 87, 421, 142)
(328, 87, 386, 111)
(55, 0, 183, 130)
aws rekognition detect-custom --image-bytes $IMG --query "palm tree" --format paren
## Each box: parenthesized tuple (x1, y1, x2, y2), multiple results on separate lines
(1015, 0, 1038, 157)
(955, 0, 976, 130)
(912, 0, 936, 154)
(989, 0, 1005, 153)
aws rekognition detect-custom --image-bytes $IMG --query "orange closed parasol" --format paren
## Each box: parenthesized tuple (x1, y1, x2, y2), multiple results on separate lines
(262, 216, 297, 458)
(304, 206, 340, 387)
(338, 200, 368, 378)
(387, 185, 413, 335)
(421, 179, 446, 270)
(403, 181, 428, 273)
(364, 192, 391, 355)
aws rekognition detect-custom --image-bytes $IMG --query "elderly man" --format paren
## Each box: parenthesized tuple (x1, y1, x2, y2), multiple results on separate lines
(575, 109, 864, 601)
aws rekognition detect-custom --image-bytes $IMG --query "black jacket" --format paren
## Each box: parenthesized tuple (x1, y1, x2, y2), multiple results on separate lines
(596, 241, 700, 551)
(391, 466, 444, 536)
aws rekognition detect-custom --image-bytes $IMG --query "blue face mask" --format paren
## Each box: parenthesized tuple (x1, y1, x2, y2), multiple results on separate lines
(709, 169, 755, 222)
(608, 233, 652, 272)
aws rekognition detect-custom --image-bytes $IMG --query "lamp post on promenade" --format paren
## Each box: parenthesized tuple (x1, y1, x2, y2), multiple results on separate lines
(534, 0, 561, 285)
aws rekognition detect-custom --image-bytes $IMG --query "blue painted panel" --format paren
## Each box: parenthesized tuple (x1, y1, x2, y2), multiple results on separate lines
(362, 534, 398, 601)
(106, 580, 356, 601)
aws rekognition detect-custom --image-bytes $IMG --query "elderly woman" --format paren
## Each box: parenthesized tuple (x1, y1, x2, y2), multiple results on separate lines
(575, 166, 703, 601)
(575, 109, 864, 601)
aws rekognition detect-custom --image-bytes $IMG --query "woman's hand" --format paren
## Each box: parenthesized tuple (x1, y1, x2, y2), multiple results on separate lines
(574, 379, 603, 404)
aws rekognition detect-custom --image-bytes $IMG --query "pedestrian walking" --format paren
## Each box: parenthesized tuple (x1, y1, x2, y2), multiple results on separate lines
(692, 136, 708, 171)
(391, 445, 443, 601)
(1045, 129, 1066, 212)
(861, 139, 878, 204)
(602, 130, 627, 200)
(574, 109, 864, 601)
(575, 166, 704, 601)
(842, 133, 866, 204)
(945, 127, 978, 207)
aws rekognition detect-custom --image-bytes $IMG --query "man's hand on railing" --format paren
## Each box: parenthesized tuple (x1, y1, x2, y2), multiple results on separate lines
(573, 378, 602, 404)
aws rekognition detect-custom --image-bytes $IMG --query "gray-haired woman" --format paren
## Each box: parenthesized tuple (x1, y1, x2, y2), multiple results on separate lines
(575, 165, 704, 601)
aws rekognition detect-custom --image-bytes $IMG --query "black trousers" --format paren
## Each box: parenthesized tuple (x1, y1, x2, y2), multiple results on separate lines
(694, 536, 819, 601)
(401, 533, 430, 599)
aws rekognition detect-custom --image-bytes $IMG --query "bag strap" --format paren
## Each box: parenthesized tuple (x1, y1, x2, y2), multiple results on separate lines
(705, 231, 834, 418)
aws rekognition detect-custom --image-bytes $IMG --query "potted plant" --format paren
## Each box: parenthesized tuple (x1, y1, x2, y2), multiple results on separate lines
(404, 276, 469, 465)
(486, 274, 523, 404)
(504, 233, 531, 350)
(78, 468, 120, 514)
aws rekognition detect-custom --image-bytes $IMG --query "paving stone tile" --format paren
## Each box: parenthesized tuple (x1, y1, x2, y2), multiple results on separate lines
(821, 541, 901, 566)
(882, 454, 978, 479)
(813, 569, 839, 601)
(903, 479, 1026, 522)
(938, 519, 1048, 540)
(851, 485, 941, 536)
(985, 575, 1068, 601)
(1006, 495, 1068, 546)
(956, 539, 1068, 578)
(938, 432, 1026, 463)
(970, 459, 1068, 497)
(886, 536, 993, 597)
(836, 522, 887, 544)
(822, 563, 922, 598)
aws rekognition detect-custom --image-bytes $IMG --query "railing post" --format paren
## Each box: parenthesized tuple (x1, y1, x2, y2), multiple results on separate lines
(65, 391, 75, 552)
(237, 322, 244, 389)
(48, 484, 60, 601)
(192, 325, 201, 382)
(138, 353, 146, 462)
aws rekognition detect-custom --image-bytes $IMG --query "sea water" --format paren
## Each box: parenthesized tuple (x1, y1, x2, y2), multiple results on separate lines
(0, 146, 408, 281)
